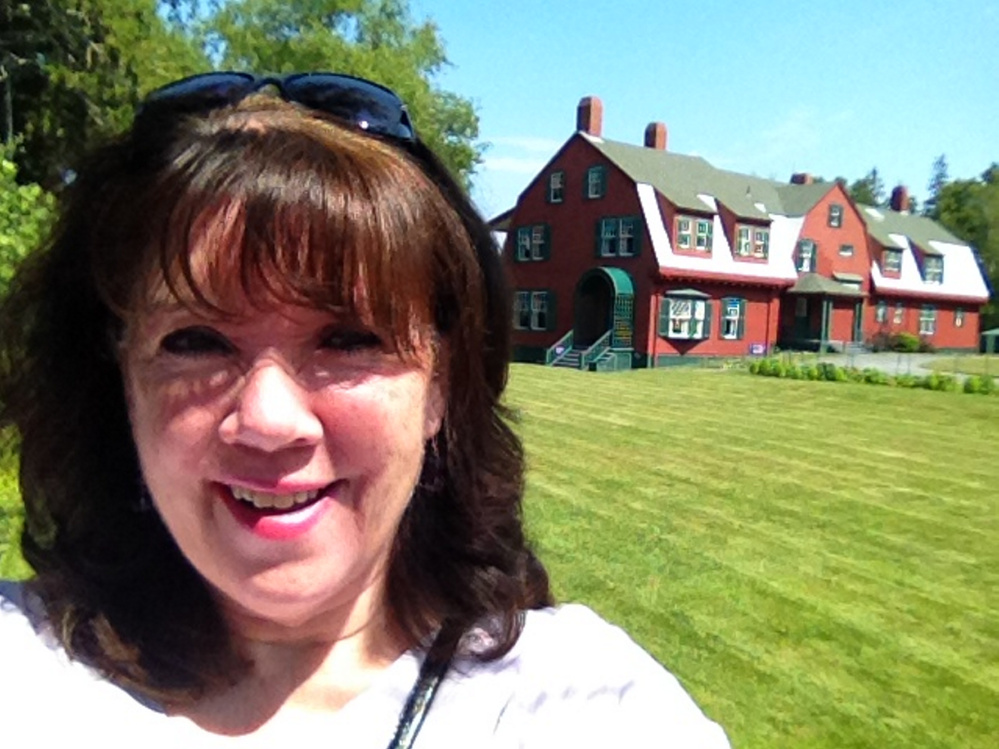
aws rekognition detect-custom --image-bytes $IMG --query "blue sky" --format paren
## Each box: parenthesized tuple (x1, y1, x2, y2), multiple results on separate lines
(410, 0, 998, 218)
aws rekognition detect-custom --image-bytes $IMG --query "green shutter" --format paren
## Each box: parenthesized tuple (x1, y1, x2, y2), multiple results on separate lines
(737, 299, 746, 340)
(542, 224, 551, 260)
(633, 217, 642, 256)
(595, 218, 604, 257)
(702, 300, 713, 340)
(598, 166, 607, 197)
(658, 295, 670, 336)
(546, 290, 557, 332)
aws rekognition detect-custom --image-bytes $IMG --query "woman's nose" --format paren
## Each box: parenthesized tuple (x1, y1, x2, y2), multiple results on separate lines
(218, 360, 323, 452)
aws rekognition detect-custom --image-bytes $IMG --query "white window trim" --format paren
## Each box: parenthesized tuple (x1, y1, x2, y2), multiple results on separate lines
(893, 304, 904, 324)
(695, 219, 713, 251)
(753, 229, 769, 258)
(667, 298, 707, 340)
(875, 301, 887, 324)
(828, 204, 843, 228)
(514, 291, 530, 330)
(736, 227, 751, 256)
(516, 230, 531, 262)
(919, 306, 937, 336)
(722, 300, 742, 340)
(586, 167, 603, 199)
(549, 172, 564, 203)
(530, 226, 546, 260)
(798, 240, 815, 272)
(839, 244, 854, 257)
(601, 217, 637, 257)
(530, 291, 549, 331)
(884, 250, 902, 273)
(677, 218, 692, 249)
(955, 308, 965, 328)
(924, 257, 943, 284)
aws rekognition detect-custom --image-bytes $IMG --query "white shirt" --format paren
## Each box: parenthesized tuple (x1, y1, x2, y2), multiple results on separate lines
(0, 580, 729, 747)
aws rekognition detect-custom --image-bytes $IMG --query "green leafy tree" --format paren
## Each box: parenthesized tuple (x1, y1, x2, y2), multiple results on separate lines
(0, 149, 53, 294)
(924, 154, 949, 218)
(848, 167, 885, 206)
(200, 0, 482, 184)
(2, 0, 207, 188)
(935, 171, 999, 330)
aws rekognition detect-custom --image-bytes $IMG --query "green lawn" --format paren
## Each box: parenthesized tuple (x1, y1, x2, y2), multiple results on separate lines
(1, 368, 996, 747)
(927, 355, 999, 378)
(508, 365, 998, 749)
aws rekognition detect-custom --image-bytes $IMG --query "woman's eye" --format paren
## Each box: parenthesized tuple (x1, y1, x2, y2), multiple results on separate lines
(319, 328, 383, 353)
(159, 326, 234, 356)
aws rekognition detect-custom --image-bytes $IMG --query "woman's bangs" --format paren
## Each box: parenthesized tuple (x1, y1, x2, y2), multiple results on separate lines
(146, 134, 442, 354)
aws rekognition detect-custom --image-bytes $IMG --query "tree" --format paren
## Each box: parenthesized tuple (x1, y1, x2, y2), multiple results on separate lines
(923, 154, 949, 218)
(848, 167, 885, 206)
(200, 0, 482, 184)
(934, 171, 999, 331)
(2, 0, 207, 188)
(0, 149, 53, 294)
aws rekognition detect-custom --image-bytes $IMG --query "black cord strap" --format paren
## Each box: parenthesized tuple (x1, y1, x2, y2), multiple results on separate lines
(386, 629, 456, 749)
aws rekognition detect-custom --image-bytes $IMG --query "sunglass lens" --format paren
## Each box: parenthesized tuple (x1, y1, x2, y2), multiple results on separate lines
(284, 74, 415, 140)
(143, 72, 257, 108)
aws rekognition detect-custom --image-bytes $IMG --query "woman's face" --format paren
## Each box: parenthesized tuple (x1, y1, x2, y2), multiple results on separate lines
(121, 294, 445, 635)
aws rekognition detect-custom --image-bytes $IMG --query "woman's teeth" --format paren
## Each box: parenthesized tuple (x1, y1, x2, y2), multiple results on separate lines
(230, 486, 320, 510)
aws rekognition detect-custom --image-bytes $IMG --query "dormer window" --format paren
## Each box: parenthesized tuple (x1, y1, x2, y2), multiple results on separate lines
(923, 256, 944, 284)
(753, 229, 769, 258)
(736, 227, 751, 256)
(548, 171, 565, 203)
(828, 204, 843, 228)
(677, 219, 692, 249)
(696, 219, 713, 251)
(795, 239, 815, 272)
(883, 250, 902, 274)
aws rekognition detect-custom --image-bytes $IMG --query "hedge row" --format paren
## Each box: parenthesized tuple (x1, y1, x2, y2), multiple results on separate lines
(747, 357, 997, 395)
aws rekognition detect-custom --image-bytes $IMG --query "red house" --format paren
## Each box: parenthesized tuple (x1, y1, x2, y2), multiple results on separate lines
(497, 96, 990, 369)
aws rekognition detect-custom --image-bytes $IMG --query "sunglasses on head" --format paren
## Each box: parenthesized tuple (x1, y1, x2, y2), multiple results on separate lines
(137, 71, 417, 142)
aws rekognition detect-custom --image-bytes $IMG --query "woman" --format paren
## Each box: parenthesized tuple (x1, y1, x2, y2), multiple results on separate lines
(0, 72, 728, 746)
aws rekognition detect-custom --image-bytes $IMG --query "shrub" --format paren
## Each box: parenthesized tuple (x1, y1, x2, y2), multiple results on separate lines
(805, 365, 821, 381)
(917, 337, 936, 353)
(964, 376, 984, 394)
(892, 332, 921, 353)
(864, 368, 890, 385)
(894, 374, 919, 388)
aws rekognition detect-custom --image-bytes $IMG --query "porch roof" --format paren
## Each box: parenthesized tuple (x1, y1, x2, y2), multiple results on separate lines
(788, 273, 865, 298)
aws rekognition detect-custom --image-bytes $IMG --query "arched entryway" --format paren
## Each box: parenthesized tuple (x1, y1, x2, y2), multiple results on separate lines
(573, 267, 635, 348)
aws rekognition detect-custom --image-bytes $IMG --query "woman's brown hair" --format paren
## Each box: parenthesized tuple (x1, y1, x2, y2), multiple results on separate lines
(0, 94, 551, 703)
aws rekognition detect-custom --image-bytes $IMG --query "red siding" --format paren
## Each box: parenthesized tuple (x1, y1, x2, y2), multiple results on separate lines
(796, 184, 871, 290)
(650, 283, 780, 358)
(504, 135, 660, 354)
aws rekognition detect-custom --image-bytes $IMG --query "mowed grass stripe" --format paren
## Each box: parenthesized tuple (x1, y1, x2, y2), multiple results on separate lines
(508, 365, 998, 749)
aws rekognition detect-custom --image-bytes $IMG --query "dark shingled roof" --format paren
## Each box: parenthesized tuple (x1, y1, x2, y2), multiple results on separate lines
(585, 134, 834, 220)
(858, 205, 965, 256)
(788, 273, 865, 297)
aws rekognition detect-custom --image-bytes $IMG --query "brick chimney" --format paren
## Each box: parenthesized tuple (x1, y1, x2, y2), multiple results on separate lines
(890, 185, 910, 213)
(577, 96, 603, 137)
(644, 122, 668, 150)
(790, 172, 814, 185)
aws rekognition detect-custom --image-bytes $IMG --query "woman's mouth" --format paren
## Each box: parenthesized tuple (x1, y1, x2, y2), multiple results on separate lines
(230, 486, 322, 513)
(220, 482, 336, 540)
